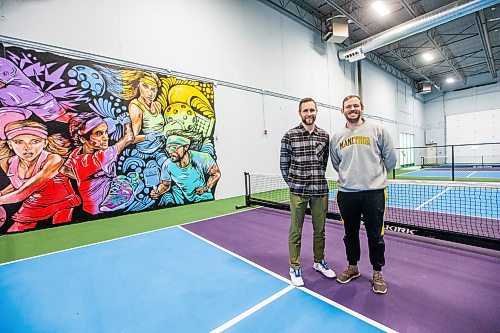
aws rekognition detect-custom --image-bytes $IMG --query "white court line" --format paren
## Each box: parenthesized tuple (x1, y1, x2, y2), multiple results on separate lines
(395, 170, 418, 176)
(209, 285, 294, 333)
(466, 171, 477, 178)
(179, 225, 289, 282)
(0, 208, 257, 267)
(299, 288, 398, 333)
(415, 187, 452, 210)
(179, 226, 396, 333)
(0, 208, 396, 332)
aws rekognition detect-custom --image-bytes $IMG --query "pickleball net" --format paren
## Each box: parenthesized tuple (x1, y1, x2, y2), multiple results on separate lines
(242, 173, 500, 250)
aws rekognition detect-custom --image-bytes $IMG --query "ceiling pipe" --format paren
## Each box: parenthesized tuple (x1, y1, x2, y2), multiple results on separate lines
(338, 0, 500, 61)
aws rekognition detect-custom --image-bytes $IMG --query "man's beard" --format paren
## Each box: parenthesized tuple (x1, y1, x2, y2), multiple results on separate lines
(346, 112, 361, 123)
(302, 115, 315, 125)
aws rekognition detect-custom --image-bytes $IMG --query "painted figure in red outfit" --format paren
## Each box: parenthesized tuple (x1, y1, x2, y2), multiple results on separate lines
(0, 120, 81, 232)
(60, 112, 134, 214)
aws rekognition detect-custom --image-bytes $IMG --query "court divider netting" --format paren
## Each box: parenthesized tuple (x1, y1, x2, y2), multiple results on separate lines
(238, 173, 500, 251)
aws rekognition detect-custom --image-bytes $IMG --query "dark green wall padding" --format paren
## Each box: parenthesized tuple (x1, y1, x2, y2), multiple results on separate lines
(0, 196, 247, 264)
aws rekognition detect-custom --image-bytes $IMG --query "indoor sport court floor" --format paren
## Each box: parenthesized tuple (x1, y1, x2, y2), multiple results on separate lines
(1, 198, 499, 332)
(327, 181, 499, 239)
(396, 168, 500, 180)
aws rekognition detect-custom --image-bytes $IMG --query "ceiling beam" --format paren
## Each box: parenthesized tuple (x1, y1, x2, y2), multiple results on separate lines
(290, 0, 328, 21)
(324, 0, 369, 34)
(399, 0, 467, 85)
(364, 52, 417, 88)
(257, 0, 323, 32)
(475, 9, 497, 78)
(426, 29, 467, 84)
(388, 42, 442, 89)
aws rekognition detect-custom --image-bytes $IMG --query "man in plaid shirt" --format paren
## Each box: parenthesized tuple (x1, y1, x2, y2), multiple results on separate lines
(280, 97, 336, 287)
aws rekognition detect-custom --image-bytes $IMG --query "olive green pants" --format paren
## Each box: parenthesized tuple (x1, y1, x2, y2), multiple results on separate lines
(289, 193, 328, 270)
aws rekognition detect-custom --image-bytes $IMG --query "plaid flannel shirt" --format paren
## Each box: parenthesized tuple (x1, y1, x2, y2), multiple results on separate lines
(280, 124, 329, 196)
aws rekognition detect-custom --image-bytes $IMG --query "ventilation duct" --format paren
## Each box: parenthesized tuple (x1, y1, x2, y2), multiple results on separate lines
(338, 0, 499, 62)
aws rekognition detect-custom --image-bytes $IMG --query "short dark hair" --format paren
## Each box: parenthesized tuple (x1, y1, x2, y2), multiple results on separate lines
(299, 97, 317, 111)
(68, 112, 100, 145)
(342, 95, 364, 109)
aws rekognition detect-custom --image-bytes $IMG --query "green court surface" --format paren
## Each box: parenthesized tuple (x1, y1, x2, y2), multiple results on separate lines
(0, 196, 246, 264)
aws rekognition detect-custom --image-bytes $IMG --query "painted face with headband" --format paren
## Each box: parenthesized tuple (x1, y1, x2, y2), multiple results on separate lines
(79, 116, 109, 151)
(6, 125, 48, 162)
(165, 135, 190, 162)
(138, 75, 159, 105)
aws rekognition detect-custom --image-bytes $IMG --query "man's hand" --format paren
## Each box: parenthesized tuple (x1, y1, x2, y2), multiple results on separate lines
(150, 188, 161, 199)
(195, 186, 209, 195)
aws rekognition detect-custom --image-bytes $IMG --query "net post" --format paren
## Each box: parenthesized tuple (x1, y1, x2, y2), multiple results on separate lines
(245, 172, 251, 206)
(235, 172, 251, 209)
(452, 145, 455, 181)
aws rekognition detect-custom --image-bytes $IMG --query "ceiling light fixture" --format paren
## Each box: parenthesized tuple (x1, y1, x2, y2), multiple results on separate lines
(446, 77, 455, 83)
(372, 1, 390, 17)
(422, 53, 434, 61)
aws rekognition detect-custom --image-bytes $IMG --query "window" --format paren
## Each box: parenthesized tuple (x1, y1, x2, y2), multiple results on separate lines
(399, 132, 415, 167)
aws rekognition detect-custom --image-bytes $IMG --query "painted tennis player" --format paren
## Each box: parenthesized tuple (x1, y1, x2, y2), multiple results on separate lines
(151, 130, 221, 204)
(0, 119, 81, 232)
(61, 112, 134, 215)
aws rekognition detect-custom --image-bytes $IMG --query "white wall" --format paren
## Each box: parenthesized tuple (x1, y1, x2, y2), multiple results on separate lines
(423, 82, 500, 145)
(447, 110, 500, 144)
(0, 0, 424, 198)
(361, 62, 425, 148)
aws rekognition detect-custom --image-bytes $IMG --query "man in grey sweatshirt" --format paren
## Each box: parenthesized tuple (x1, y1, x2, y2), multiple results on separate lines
(330, 95, 397, 294)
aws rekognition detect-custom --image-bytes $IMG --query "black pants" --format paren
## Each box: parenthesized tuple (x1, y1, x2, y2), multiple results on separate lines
(337, 189, 386, 271)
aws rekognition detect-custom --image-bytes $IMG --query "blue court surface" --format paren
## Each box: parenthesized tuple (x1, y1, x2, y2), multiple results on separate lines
(387, 184, 498, 218)
(398, 169, 500, 179)
(0, 226, 394, 332)
(329, 183, 498, 219)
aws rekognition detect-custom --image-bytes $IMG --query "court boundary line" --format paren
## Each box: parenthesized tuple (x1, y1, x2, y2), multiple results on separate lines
(415, 187, 452, 210)
(209, 285, 295, 333)
(179, 226, 288, 282)
(299, 287, 398, 333)
(0, 208, 259, 267)
(466, 171, 477, 178)
(394, 169, 500, 178)
(179, 226, 396, 333)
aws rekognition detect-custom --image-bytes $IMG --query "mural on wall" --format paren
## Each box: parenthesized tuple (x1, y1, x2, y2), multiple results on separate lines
(0, 44, 220, 234)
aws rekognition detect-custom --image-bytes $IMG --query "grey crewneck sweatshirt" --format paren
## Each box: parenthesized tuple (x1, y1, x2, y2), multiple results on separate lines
(330, 121, 397, 192)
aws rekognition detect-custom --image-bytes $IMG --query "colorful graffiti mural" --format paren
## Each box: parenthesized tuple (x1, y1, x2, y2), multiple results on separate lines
(0, 44, 219, 234)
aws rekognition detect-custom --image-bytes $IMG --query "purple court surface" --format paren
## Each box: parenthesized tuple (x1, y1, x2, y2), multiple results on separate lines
(184, 207, 500, 333)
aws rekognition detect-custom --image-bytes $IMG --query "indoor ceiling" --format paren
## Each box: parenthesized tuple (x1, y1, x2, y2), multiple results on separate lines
(261, 0, 500, 95)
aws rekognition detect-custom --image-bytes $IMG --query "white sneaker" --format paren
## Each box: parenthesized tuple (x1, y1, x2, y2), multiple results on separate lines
(313, 260, 336, 278)
(289, 267, 304, 286)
